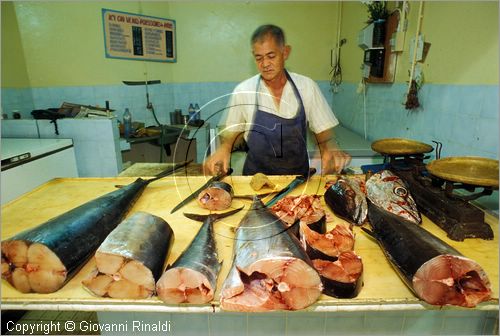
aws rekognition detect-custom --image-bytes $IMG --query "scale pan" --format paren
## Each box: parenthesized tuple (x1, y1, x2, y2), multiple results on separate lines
(371, 138, 433, 156)
(427, 156, 499, 188)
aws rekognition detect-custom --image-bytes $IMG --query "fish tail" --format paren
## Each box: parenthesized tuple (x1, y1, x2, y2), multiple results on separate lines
(361, 227, 378, 241)
(183, 206, 244, 222)
(145, 160, 194, 184)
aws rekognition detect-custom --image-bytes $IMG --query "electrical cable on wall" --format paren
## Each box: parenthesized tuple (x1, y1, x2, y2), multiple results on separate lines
(405, 1, 424, 110)
(330, 39, 346, 93)
(330, 1, 344, 93)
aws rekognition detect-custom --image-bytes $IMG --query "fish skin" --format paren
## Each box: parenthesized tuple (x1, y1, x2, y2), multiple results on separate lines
(1, 177, 153, 293)
(365, 170, 421, 224)
(366, 202, 491, 308)
(220, 197, 322, 311)
(324, 176, 368, 225)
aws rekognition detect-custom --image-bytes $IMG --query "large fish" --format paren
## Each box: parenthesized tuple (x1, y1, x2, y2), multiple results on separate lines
(365, 170, 421, 224)
(82, 212, 174, 299)
(365, 202, 492, 307)
(324, 176, 368, 225)
(220, 197, 322, 312)
(1, 172, 169, 294)
(156, 207, 242, 304)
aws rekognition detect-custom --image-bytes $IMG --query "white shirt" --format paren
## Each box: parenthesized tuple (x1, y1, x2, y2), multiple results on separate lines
(220, 72, 339, 138)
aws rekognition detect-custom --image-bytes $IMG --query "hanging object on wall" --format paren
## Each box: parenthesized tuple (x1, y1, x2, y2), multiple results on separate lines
(405, 1, 424, 110)
(330, 2, 345, 93)
(102, 8, 176, 63)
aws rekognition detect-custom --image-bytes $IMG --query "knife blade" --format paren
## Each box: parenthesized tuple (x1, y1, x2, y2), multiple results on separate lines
(114, 159, 193, 188)
(265, 168, 317, 207)
(170, 167, 233, 214)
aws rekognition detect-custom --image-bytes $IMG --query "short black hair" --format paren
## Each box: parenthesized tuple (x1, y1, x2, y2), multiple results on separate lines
(251, 24, 285, 46)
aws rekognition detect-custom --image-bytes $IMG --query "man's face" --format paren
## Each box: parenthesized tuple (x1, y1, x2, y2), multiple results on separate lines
(252, 35, 290, 82)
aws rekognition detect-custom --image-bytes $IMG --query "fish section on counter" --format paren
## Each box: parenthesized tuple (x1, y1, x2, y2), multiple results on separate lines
(82, 212, 174, 299)
(312, 251, 363, 299)
(220, 197, 322, 311)
(271, 192, 363, 299)
(271, 195, 325, 227)
(365, 202, 492, 308)
(324, 176, 368, 225)
(156, 207, 243, 304)
(1, 174, 166, 294)
(298, 217, 363, 298)
(365, 170, 421, 224)
(299, 221, 355, 262)
(197, 181, 234, 211)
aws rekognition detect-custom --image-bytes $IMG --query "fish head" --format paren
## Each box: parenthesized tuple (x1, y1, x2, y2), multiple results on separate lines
(366, 170, 421, 224)
(325, 177, 368, 225)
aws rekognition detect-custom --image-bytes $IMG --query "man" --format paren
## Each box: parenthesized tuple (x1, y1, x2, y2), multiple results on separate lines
(203, 24, 350, 176)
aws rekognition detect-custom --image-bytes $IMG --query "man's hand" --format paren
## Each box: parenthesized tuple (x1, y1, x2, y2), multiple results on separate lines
(315, 128, 351, 174)
(320, 149, 351, 174)
(203, 147, 231, 176)
(202, 130, 242, 176)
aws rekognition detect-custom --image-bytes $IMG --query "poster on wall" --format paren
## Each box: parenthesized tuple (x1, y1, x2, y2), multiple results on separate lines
(102, 8, 176, 62)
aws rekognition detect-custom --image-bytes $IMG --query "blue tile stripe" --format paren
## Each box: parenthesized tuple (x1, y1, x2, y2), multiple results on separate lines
(2, 82, 498, 160)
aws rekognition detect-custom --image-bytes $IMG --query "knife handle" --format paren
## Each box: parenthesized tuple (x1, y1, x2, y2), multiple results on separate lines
(216, 167, 233, 180)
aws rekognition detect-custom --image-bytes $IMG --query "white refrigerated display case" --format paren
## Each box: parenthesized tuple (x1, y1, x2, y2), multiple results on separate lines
(1, 138, 78, 204)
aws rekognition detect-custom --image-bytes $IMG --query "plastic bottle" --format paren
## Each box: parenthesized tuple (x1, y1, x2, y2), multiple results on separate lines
(194, 103, 200, 120)
(123, 108, 132, 138)
(188, 103, 195, 121)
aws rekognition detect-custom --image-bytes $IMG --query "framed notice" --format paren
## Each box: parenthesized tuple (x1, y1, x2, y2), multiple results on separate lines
(102, 8, 176, 62)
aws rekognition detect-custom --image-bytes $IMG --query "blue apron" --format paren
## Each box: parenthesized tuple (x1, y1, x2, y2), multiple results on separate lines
(242, 71, 309, 176)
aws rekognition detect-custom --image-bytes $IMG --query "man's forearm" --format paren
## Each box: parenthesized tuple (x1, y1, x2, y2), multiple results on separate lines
(315, 128, 340, 151)
(218, 130, 244, 153)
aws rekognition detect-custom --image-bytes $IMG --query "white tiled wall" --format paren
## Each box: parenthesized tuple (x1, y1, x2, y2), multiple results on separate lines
(96, 310, 498, 335)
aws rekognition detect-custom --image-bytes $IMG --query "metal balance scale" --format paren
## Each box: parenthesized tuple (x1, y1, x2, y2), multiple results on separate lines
(370, 138, 499, 241)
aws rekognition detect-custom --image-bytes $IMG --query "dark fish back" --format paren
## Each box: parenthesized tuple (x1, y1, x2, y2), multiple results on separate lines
(367, 202, 461, 287)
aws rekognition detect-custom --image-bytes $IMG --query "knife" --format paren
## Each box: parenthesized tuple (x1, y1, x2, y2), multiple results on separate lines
(114, 159, 193, 188)
(265, 168, 317, 207)
(170, 167, 233, 214)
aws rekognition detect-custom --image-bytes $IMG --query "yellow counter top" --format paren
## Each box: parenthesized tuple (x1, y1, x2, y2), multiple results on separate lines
(1, 176, 498, 312)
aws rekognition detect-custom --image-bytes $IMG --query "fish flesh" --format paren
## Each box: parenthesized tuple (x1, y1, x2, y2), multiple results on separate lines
(299, 221, 355, 262)
(156, 207, 242, 304)
(1, 173, 168, 294)
(312, 251, 363, 298)
(82, 212, 174, 299)
(366, 202, 492, 307)
(220, 197, 322, 311)
(197, 181, 234, 211)
(366, 170, 421, 224)
(324, 176, 367, 225)
(271, 195, 325, 227)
